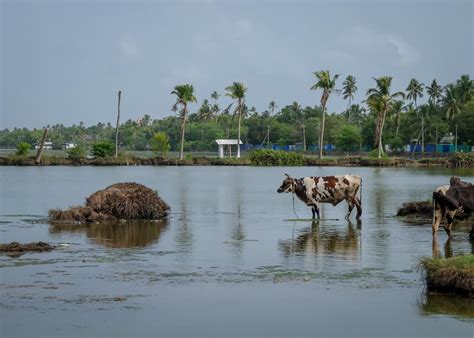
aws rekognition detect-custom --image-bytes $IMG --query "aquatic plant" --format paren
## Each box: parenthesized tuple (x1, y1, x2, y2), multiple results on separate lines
(419, 255, 474, 296)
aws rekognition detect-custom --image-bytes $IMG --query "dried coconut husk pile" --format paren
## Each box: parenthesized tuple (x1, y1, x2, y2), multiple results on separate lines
(397, 201, 433, 217)
(49, 182, 170, 223)
(0, 241, 55, 253)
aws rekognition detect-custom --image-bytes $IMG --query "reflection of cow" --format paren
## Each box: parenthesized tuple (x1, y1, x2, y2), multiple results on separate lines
(432, 181, 474, 237)
(277, 173, 362, 220)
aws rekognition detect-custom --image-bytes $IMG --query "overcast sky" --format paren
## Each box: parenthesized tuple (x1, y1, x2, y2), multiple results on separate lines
(1, 0, 473, 129)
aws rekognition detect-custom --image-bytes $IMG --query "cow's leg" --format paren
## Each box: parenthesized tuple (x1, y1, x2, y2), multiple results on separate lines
(444, 209, 457, 238)
(311, 205, 320, 219)
(354, 197, 362, 219)
(345, 199, 354, 220)
(432, 202, 443, 236)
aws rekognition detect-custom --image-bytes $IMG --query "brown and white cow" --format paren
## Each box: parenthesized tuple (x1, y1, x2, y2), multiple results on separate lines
(277, 174, 362, 220)
(432, 177, 472, 236)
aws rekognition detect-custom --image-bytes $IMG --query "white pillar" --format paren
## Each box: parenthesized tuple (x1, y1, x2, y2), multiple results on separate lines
(218, 144, 224, 158)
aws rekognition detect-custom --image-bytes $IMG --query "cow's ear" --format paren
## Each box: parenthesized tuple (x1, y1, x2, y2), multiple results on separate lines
(284, 173, 290, 178)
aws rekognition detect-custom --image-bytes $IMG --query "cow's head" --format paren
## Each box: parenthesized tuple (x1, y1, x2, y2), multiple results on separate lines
(277, 174, 296, 193)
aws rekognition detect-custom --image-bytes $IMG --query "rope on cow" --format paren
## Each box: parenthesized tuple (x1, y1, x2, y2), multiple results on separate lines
(292, 192, 300, 220)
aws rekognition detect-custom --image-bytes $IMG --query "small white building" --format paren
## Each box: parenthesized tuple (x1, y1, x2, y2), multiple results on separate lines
(215, 139, 242, 158)
(63, 142, 77, 149)
(35, 141, 53, 150)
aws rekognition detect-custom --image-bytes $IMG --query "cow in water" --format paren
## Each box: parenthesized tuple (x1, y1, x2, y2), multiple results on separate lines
(432, 177, 472, 237)
(277, 174, 362, 220)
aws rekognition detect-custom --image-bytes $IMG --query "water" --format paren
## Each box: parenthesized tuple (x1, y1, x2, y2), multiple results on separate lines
(1, 166, 473, 337)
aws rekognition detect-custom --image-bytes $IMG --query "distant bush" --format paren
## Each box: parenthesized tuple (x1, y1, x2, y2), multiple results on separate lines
(368, 149, 388, 160)
(151, 132, 171, 157)
(91, 141, 114, 158)
(67, 145, 86, 160)
(335, 125, 361, 152)
(249, 149, 305, 166)
(15, 142, 30, 156)
(451, 152, 473, 167)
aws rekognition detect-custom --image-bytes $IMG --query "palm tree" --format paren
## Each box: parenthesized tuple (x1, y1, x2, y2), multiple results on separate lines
(291, 102, 307, 151)
(225, 82, 247, 158)
(390, 100, 405, 138)
(115, 90, 122, 158)
(426, 79, 442, 105)
(310, 70, 339, 159)
(406, 79, 425, 153)
(210, 91, 221, 119)
(171, 84, 197, 160)
(268, 101, 278, 115)
(455, 74, 473, 104)
(366, 76, 405, 159)
(442, 84, 462, 120)
(342, 75, 357, 111)
(197, 99, 214, 123)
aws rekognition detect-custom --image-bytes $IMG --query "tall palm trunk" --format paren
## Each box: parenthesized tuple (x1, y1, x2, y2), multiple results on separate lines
(395, 112, 401, 138)
(237, 98, 242, 158)
(318, 91, 328, 159)
(35, 128, 48, 164)
(378, 105, 388, 159)
(302, 124, 306, 152)
(115, 90, 121, 158)
(179, 105, 188, 160)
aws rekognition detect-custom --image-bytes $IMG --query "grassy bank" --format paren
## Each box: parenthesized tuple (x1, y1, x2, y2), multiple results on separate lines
(420, 255, 474, 296)
(0, 154, 468, 167)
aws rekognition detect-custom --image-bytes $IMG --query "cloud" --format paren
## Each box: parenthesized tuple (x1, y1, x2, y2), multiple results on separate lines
(119, 34, 140, 59)
(387, 35, 421, 66)
(233, 19, 255, 38)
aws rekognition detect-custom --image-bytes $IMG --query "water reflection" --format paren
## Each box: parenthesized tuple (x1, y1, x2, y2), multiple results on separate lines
(279, 220, 361, 259)
(50, 220, 168, 248)
(419, 293, 474, 318)
(432, 237, 453, 258)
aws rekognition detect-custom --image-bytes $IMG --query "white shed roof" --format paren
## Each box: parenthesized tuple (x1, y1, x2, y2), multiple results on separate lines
(215, 139, 242, 145)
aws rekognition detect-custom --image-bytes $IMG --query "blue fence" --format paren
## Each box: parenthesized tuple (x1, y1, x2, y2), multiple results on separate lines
(408, 144, 472, 153)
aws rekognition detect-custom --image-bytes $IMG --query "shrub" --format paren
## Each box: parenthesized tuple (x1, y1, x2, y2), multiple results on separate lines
(91, 141, 114, 158)
(451, 152, 474, 167)
(249, 149, 305, 166)
(151, 132, 171, 157)
(67, 145, 86, 160)
(15, 142, 30, 156)
(368, 149, 388, 160)
(335, 125, 361, 152)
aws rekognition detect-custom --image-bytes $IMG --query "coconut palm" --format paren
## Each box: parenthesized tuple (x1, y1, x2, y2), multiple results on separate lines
(442, 84, 462, 120)
(171, 84, 197, 160)
(225, 82, 247, 158)
(366, 76, 405, 159)
(268, 101, 278, 115)
(390, 100, 405, 138)
(196, 99, 214, 123)
(310, 70, 339, 159)
(210, 91, 221, 118)
(406, 79, 425, 152)
(455, 74, 473, 104)
(342, 75, 357, 111)
(426, 79, 443, 105)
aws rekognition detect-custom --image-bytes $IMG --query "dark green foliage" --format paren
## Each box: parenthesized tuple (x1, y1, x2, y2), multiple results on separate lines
(151, 132, 171, 156)
(335, 125, 361, 152)
(15, 142, 30, 156)
(67, 145, 86, 160)
(249, 149, 305, 166)
(91, 141, 114, 158)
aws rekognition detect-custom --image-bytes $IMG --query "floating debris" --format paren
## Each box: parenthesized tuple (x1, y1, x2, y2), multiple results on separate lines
(0, 241, 55, 256)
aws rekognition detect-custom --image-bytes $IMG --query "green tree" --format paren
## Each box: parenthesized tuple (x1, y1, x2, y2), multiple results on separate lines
(310, 70, 339, 159)
(67, 145, 86, 160)
(336, 125, 361, 152)
(442, 84, 463, 120)
(92, 140, 114, 158)
(151, 132, 171, 157)
(196, 99, 214, 123)
(171, 84, 197, 160)
(426, 79, 442, 105)
(342, 75, 357, 111)
(455, 74, 473, 104)
(366, 76, 405, 159)
(16, 142, 30, 156)
(225, 82, 247, 158)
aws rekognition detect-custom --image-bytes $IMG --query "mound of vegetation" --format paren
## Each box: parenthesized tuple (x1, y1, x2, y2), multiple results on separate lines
(49, 182, 170, 223)
(249, 149, 305, 166)
(397, 201, 433, 216)
(420, 255, 474, 296)
(0, 241, 55, 254)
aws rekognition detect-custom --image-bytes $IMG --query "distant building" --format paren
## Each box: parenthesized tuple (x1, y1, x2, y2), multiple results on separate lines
(215, 139, 242, 158)
(63, 142, 76, 149)
(35, 141, 53, 150)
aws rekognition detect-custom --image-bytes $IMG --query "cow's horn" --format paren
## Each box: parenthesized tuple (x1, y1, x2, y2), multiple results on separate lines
(284, 173, 290, 178)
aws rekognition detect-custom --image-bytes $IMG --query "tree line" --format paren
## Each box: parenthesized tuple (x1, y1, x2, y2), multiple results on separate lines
(1, 73, 473, 159)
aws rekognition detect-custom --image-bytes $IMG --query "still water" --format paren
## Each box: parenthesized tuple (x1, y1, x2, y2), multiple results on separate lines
(1, 166, 473, 337)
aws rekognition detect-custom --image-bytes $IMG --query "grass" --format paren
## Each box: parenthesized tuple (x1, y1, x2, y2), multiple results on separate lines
(420, 255, 474, 296)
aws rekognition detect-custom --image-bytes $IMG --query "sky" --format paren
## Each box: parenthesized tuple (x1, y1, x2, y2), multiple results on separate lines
(1, 0, 473, 129)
